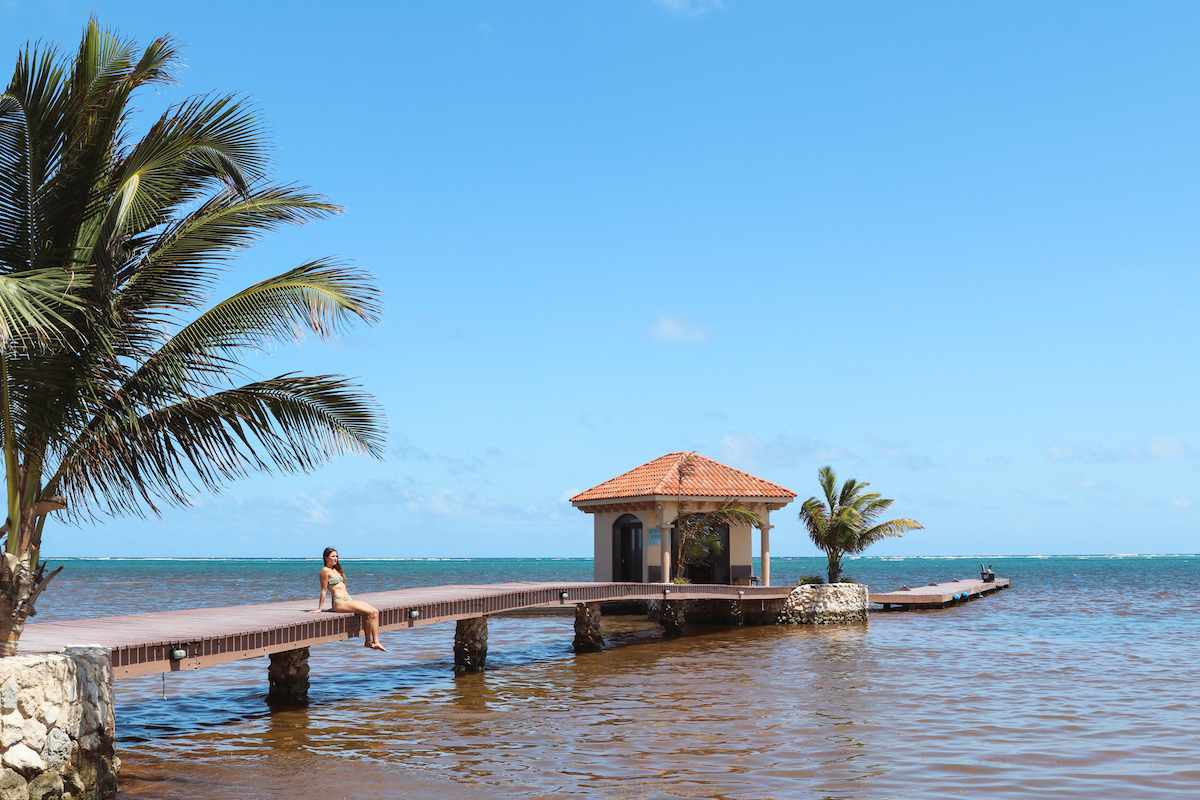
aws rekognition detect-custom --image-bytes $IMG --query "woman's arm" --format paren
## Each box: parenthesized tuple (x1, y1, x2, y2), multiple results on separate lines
(309, 570, 329, 613)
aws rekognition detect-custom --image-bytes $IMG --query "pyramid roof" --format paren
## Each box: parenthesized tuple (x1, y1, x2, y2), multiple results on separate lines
(570, 452, 796, 504)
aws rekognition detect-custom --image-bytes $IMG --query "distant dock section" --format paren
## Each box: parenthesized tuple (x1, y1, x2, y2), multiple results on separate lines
(870, 577, 1011, 610)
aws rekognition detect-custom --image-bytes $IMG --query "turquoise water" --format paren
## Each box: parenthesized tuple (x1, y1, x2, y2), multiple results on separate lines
(26, 555, 1200, 799)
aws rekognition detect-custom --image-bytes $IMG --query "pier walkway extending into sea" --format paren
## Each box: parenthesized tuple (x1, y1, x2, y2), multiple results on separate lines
(18, 581, 792, 680)
(870, 577, 1011, 609)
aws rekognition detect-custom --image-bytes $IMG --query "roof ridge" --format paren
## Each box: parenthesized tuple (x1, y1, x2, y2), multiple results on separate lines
(569, 452, 796, 503)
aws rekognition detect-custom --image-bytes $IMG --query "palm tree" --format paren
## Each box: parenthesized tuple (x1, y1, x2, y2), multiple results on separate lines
(0, 23, 385, 654)
(798, 466, 922, 584)
(673, 454, 761, 582)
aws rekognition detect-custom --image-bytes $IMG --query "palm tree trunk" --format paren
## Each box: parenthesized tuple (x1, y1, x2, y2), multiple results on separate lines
(826, 552, 842, 584)
(1, 351, 21, 556)
(0, 557, 61, 657)
(0, 559, 32, 656)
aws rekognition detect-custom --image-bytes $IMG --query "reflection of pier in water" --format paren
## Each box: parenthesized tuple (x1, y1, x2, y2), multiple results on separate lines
(19, 581, 793, 700)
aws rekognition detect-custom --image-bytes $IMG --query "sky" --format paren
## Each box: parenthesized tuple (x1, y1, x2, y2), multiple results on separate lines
(3, 1, 1199, 558)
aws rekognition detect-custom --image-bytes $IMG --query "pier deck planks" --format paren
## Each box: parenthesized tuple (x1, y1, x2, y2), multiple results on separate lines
(869, 577, 1010, 609)
(17, 581, 792, 678)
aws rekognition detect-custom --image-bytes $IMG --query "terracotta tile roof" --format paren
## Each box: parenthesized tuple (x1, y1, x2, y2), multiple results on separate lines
(570, 452, 797, 503)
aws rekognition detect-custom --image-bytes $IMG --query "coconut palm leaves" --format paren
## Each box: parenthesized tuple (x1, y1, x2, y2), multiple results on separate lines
(799, 466, 922, 584)
(0, 22, 385, 651)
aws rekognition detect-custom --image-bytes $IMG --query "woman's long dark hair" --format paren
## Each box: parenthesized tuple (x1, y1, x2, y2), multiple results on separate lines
(323, 547, 346, 578)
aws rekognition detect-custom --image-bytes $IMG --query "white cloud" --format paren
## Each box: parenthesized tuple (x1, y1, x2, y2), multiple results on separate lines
(1148, 434, 1189, 459)
(650, 314, 711, 343)
(293, 493, 330, 524)
(393, 437, 499, 475)
(561, 488, 581, 503)
(919, 494, 963, 508)
(653, 0, 725, 16)
(1020, 491, 1069, 509)
(864, 435, 935, 470)
(393, 437, 433, 461)
(1172, 496, 1192, 508)
(721, 432, 853, 469)
(1046, 434, 1191, 463)
(338, 478, 550, 524)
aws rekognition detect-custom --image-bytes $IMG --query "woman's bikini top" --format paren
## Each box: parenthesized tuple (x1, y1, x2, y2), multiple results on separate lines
(328, 575, 344, 587)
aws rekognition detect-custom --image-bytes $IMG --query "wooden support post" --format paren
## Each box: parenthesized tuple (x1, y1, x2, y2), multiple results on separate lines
(454, 616, 488, 673)
(573, 603, 604, 653)
(661, 599, 686, 636)
(267, 647, 310, 706)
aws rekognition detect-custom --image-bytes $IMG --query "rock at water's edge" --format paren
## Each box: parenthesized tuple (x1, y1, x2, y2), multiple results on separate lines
(778, 583, 868, 624)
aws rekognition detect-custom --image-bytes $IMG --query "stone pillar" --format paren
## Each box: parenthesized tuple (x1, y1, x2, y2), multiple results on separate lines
(572, 603, 604, 653)
(760, 518, 772, 587)
(0, 646, 117, 800)
(660, 600, 687, 636)
(726, 599, 744, 626)
(266, 647, 310, 706)
(645, 599, 662, 622)
(659, 524, 672, 583)
(777, 583, 869, 624)
(454, 616, 488, 673)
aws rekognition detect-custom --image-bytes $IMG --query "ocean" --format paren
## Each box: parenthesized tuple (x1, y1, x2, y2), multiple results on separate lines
(30, 555, 1200, 799)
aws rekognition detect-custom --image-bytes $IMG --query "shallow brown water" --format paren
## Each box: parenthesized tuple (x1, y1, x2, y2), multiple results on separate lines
(98, 558, 1200, 800)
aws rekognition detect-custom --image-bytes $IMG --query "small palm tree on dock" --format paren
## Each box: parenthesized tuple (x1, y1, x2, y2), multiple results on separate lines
(798, 466, 922, 584)
(0, 22, 385, 654)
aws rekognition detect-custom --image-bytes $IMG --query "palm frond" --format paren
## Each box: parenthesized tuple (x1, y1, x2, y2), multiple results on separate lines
(800, 465, 921, 581)
(117, 260, 379, 406)
(0, 270, 87, 346)
(0, 21, 385, 567)
(53, 374, 385, 518)
(818, 465, 838, 510)
(115, 185, 339, 311)
(850, 518, 923, 553)
(798, 496, 829, 546)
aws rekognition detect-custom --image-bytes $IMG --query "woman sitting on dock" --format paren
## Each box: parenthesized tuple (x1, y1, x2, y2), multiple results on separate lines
(309, 548, 387, 651)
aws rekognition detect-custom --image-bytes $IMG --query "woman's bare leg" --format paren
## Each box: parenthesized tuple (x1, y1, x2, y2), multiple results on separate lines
(364, 608, 385, 650)
(331, 600, 386, 650)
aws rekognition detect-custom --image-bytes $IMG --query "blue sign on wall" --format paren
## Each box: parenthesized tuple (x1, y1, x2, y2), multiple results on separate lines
(648, 528, 662, 546)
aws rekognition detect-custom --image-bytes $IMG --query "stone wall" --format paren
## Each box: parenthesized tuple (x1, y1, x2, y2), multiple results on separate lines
(0, 646, 116, 800)
(684, 599, 744, 626)
(647, 594, 857, 627)
(778, 583, 868, 624)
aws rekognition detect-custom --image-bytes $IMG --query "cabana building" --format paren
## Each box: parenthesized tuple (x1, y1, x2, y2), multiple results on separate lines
(570, 452, 796, 586)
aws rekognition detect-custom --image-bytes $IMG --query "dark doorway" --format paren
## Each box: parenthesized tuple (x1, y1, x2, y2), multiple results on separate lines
(670, 516, 731, 585)
(612, 514, 643, 582)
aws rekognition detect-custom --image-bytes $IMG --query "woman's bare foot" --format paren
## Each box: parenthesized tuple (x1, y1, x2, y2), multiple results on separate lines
(367, 641, 387, 651)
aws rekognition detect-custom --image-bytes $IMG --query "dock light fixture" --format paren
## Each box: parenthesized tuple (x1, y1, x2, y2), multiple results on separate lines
(409, 610, 420, 619)
(170, 647, 187, 661)
(560, 592, 569, 600)
(663, 588, 671, 595)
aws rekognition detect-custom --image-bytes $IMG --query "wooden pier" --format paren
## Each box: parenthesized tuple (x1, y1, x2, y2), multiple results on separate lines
(17, 581, 791, 679)
(869, 577, 1010, 610)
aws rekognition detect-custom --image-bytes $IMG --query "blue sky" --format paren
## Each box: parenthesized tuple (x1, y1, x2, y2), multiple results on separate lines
(5, 1, 1199, 558)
